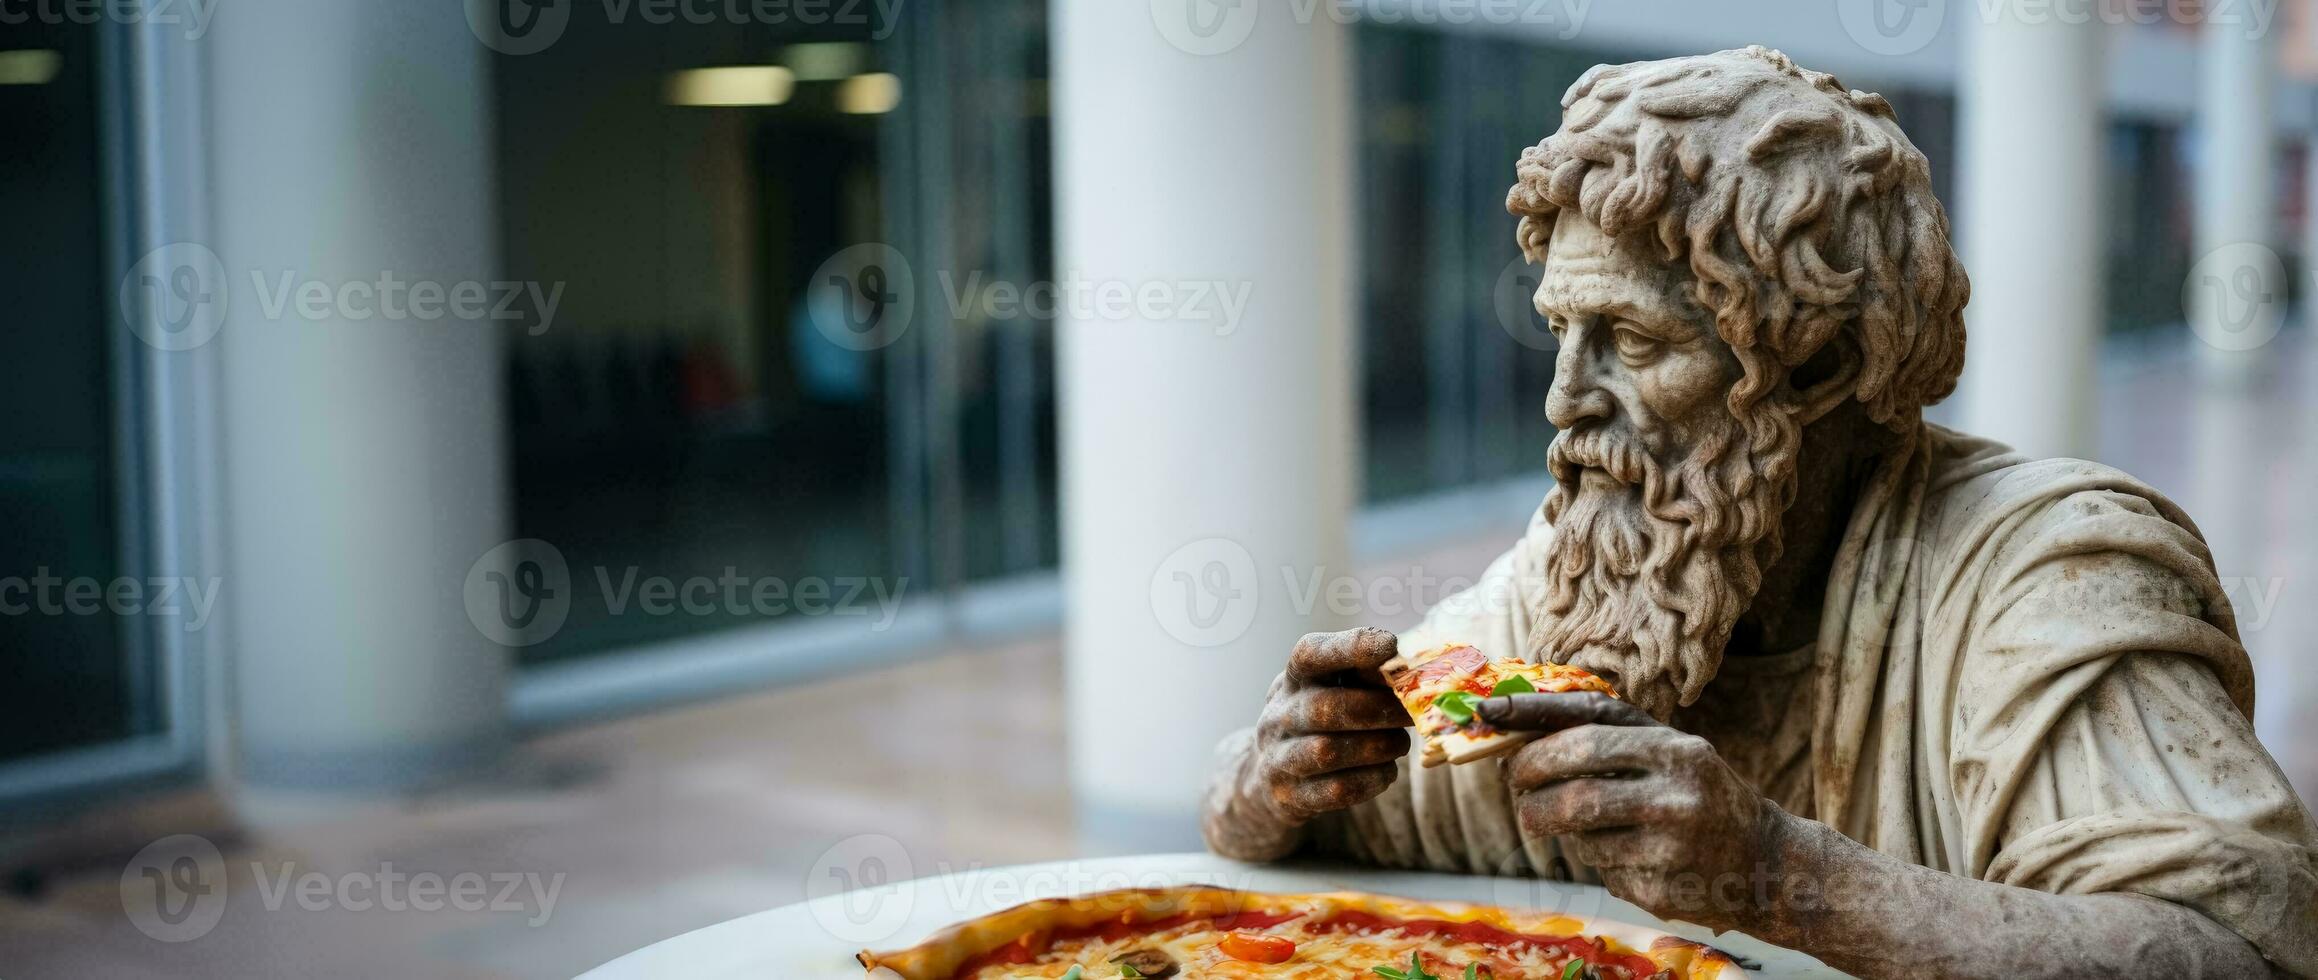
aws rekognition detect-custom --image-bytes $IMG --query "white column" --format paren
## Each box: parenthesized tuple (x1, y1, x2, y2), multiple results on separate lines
(2187, 17, 2278, 578)
(2288, 96, 2318, 805)
(207, 2, 508, 804)
(1053, 1, 1355, 850)
(1956, 3, 2107, 460)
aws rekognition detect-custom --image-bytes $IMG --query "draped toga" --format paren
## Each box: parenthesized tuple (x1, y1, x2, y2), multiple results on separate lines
(1259, 423, 2318, 973)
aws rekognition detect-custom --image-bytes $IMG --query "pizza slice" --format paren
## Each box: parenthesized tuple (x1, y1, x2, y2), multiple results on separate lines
(1381, 643, 1620, 768)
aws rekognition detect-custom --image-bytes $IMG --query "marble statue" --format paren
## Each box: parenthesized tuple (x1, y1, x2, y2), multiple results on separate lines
(1202, 47, 2318, 978)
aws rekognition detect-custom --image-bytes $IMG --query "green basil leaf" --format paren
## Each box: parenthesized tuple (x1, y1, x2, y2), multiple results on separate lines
(1371, 969, 1407, 980)
(1432, 690, 1479, 724)
(1464, 964, 1479, 980)
(1561, 960, 1584, 980)
(1489, 675, 1535, 696)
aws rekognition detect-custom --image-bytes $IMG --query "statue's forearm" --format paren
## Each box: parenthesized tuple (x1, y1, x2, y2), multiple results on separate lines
(1748, 811, 2277, 979)
(1200, 727, 1305, 862)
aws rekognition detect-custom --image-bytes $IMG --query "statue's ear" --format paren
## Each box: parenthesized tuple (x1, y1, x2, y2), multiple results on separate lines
(1790, 329, 1861, 426)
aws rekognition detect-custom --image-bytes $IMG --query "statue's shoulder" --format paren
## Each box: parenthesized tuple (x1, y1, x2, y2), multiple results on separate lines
(1914, 422, 2204, 567)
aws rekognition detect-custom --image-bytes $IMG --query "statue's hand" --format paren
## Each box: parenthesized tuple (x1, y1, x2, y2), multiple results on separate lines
(1246, 628, 1412, 825)
(1481, 693, 1775, 932)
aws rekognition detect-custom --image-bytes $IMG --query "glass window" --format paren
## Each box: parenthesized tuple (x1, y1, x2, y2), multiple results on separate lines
(0, 19, 149, 763)
(491, 0, 1053, 665)
(1354, 30, 1639, 503)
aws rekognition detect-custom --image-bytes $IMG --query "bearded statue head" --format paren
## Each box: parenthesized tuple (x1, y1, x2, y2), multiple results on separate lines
(1507, 46, 1970, 719)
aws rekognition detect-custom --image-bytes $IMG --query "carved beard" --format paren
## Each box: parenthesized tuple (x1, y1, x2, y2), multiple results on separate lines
(1529, 401, 1800, 720)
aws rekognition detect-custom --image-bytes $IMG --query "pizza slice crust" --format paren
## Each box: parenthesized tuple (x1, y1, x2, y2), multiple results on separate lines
(1430, 725, 1543, 768)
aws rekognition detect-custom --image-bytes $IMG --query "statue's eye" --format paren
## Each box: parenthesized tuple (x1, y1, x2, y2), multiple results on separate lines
(1612, 324, 1662, 364)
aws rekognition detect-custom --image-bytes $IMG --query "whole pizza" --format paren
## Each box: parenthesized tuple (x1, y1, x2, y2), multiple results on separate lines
(858, 887, 1742, 979)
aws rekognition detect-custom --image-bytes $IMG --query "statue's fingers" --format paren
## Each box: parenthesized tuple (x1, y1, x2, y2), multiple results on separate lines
(1277, 762, 1398, 814)
(1479, 691, 1658, 732)
(1286, 627, 1400, 684)
(1292, 686, 1413, 733)
(1502, 724, 1663, 791)
(1512, 773, 1668, 839)
(1273, 731, 1410, 777)
(1555, 826, 1651, 874)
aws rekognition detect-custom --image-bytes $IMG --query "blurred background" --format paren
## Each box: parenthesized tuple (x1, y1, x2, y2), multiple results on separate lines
(4, 0, 2318, 975)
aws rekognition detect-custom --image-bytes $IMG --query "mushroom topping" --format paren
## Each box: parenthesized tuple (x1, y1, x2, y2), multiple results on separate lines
(1109, 948, 1179, 978)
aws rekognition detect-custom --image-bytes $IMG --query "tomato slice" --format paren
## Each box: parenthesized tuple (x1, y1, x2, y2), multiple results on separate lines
(1218, 931, 1297, 963)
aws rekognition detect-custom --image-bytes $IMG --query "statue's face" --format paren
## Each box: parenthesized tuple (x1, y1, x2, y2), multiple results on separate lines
(1535, 212, 1739, 472)
(1527, 211, 1796, 719)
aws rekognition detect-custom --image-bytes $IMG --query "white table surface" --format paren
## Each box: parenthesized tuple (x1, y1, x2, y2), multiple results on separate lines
(582, 852, 1847, 978)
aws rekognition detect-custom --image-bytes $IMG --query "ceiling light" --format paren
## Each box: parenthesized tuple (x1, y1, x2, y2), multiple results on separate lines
(781, 42, 868, 81)
(0, 50, 62, 86)
(836, 72, 902, 115)
(664, 66, 795, 107)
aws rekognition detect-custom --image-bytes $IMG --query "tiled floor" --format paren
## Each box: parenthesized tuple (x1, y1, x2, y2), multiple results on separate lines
(6, 331, 2318, 978)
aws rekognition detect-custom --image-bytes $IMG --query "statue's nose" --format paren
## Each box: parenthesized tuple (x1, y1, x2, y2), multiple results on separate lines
(1545, 339, 1613, 430)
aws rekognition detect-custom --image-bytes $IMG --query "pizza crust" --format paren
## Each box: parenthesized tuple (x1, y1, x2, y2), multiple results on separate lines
(1431, 726, 1544, 767)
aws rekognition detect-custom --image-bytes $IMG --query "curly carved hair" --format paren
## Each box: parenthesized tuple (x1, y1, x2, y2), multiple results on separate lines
(1507, 46, 1968, 433)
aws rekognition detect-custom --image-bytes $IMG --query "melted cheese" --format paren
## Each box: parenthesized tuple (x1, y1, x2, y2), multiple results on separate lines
(966, 917, 1656, 980)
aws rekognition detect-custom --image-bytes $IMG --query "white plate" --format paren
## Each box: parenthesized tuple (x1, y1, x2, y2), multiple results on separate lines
(582, 853, 1848, 978)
